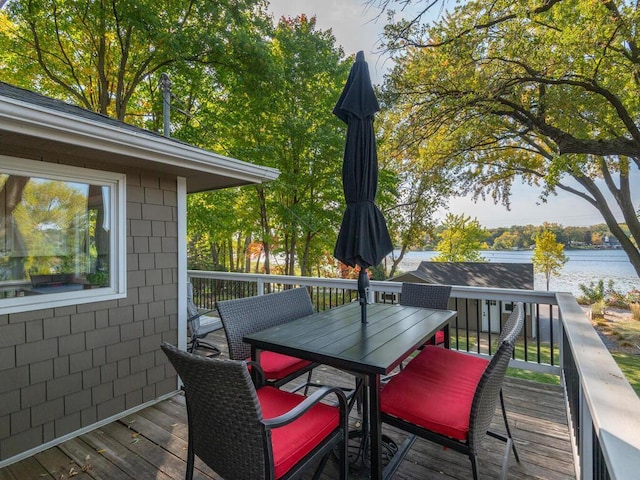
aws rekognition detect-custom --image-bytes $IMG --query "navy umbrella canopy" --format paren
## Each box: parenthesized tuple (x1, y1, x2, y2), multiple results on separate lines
(333, 51, 393, 323)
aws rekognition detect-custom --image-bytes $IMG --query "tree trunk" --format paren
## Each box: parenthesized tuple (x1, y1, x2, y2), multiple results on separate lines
(571, 172, 640, 278)
(389, 244, 409, 278)
(243, 235, 252, 273)
(209, 241, 219, 269)
(227, 238, 234, 271)
(300, 231, 313, 277)
(256, 186, 271, 274)
(288, 233, 297, 276)
(0, 176, 29, 279)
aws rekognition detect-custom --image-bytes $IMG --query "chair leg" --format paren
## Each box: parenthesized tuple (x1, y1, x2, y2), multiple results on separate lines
(339, 427, 348, 480)
(311, 452, 332, 480)
(500, 438, 512, 480)
(186, 429, 195, 480)
(469, 453, 479, 480)
(303, 370, 313, 395)
(191, 338, 221, 357)
(500, 390, 519, 462)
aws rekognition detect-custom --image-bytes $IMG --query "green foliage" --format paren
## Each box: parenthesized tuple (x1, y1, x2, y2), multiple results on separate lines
(532, 230, 568, 290)
(576, 280, 640, 309)
(377, 100, 455, 276)
(432, 213, 487, 262)
(575, 279, 639, 308)
(612, 353, 640, 398)
(186, 15, 352, 276)
(13, 179, 88, 276)
(86, 271, 109, 286)
(578, 279, 609, 304)
(506, 368, 561, 386)
(378, 0, 640, 277)
(0, 0, 271, 122)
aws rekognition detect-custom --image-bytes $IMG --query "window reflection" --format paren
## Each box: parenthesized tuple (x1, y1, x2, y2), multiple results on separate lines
(0, 174, 110, 298)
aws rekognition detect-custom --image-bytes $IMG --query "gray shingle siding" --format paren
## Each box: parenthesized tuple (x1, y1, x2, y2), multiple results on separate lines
(0, 171, 178, 463)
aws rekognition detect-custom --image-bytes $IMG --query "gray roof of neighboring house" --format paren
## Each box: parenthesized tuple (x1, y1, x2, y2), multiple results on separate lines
(0, 81, 279, 193)
(392, 261, 534, 290)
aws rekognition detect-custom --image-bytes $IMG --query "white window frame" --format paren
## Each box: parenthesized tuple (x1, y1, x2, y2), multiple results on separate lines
(0, 155, 126, 314)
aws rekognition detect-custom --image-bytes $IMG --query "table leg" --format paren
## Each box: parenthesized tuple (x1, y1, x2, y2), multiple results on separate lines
(250, 346, 261, 386)
(369, 373, 382, 480)
(444, 323, 450, 349)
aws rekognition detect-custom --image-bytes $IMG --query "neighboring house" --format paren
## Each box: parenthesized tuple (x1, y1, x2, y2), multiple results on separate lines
(390, 261, 535, 335)
(393, 261, 534, 289)
(0, 82, 279, 466)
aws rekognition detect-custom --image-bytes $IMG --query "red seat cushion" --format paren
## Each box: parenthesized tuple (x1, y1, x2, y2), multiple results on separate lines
(381, 346, 489, 441)
(257, 386, 340, 479)
(247, 351, 313, 381)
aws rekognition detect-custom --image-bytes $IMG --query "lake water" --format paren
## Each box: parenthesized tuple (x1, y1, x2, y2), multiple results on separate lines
(395, 249, 639, 296)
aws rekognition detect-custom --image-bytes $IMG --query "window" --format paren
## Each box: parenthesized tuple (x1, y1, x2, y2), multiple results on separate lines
(0, 155, 125, 313)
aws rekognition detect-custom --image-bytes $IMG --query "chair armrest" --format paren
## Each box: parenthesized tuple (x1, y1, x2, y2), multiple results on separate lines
(187, 308, 218, 322)
(262, 386, 348, 429)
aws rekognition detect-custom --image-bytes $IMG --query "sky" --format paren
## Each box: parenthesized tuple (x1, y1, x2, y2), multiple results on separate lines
(266, 1, 638, 228)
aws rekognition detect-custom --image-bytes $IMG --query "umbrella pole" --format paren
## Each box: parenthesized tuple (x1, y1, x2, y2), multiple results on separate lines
(357, 268, 369, 324)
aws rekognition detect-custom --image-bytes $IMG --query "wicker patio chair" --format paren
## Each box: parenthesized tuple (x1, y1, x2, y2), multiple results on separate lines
(216, 287, 318, 389)
(161, 343, 348, 480)
(186, 282, 222, 356)
(381, 303, 524, 480)
(400, 282, 452, 346)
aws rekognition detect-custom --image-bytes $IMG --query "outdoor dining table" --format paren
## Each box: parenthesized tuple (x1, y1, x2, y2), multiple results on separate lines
(243, 301, 457, 480)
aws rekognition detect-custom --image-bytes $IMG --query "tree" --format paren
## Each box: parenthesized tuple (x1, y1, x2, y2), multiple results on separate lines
(375, 0, 640, 277)
(0, 0, 270, 122)
(186, 15, 350, 276)
(378, 106, 455, 277)
(492, 230, 519, 250)
(533, 230, 568, 291)
(432, 213, 487, 262)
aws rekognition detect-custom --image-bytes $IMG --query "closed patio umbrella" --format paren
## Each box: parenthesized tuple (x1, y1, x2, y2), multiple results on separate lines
(333, 51, 393, 323)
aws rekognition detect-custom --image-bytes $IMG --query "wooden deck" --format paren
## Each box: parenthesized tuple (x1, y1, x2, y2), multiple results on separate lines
(0, 334, 576, 480)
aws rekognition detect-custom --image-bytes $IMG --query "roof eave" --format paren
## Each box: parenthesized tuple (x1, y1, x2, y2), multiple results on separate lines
(0, 95, 280, 189)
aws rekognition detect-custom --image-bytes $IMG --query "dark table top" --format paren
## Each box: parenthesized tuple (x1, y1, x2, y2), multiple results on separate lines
(243, 302, 456, 376)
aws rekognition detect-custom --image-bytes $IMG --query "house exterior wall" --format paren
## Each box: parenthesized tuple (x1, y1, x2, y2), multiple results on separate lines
(0, 169, 179, 463)
(449, 297, 534, 337)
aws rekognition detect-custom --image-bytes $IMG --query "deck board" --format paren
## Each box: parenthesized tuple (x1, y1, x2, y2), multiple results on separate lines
(0, 334, 576, 479)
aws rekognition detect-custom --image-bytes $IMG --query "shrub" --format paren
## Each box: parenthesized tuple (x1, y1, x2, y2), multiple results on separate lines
(578, 279, 607, 304)
(591, 299, 606, 317)
(577, 279, 632, 308)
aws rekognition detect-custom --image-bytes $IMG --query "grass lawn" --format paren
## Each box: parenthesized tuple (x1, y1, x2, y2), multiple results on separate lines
(507, 367, 560, 385)
(591, 312, 640, 397)
(450, 317, 640, 394)
(612, 353, 640, 397)
(452, 334, 561, 385)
